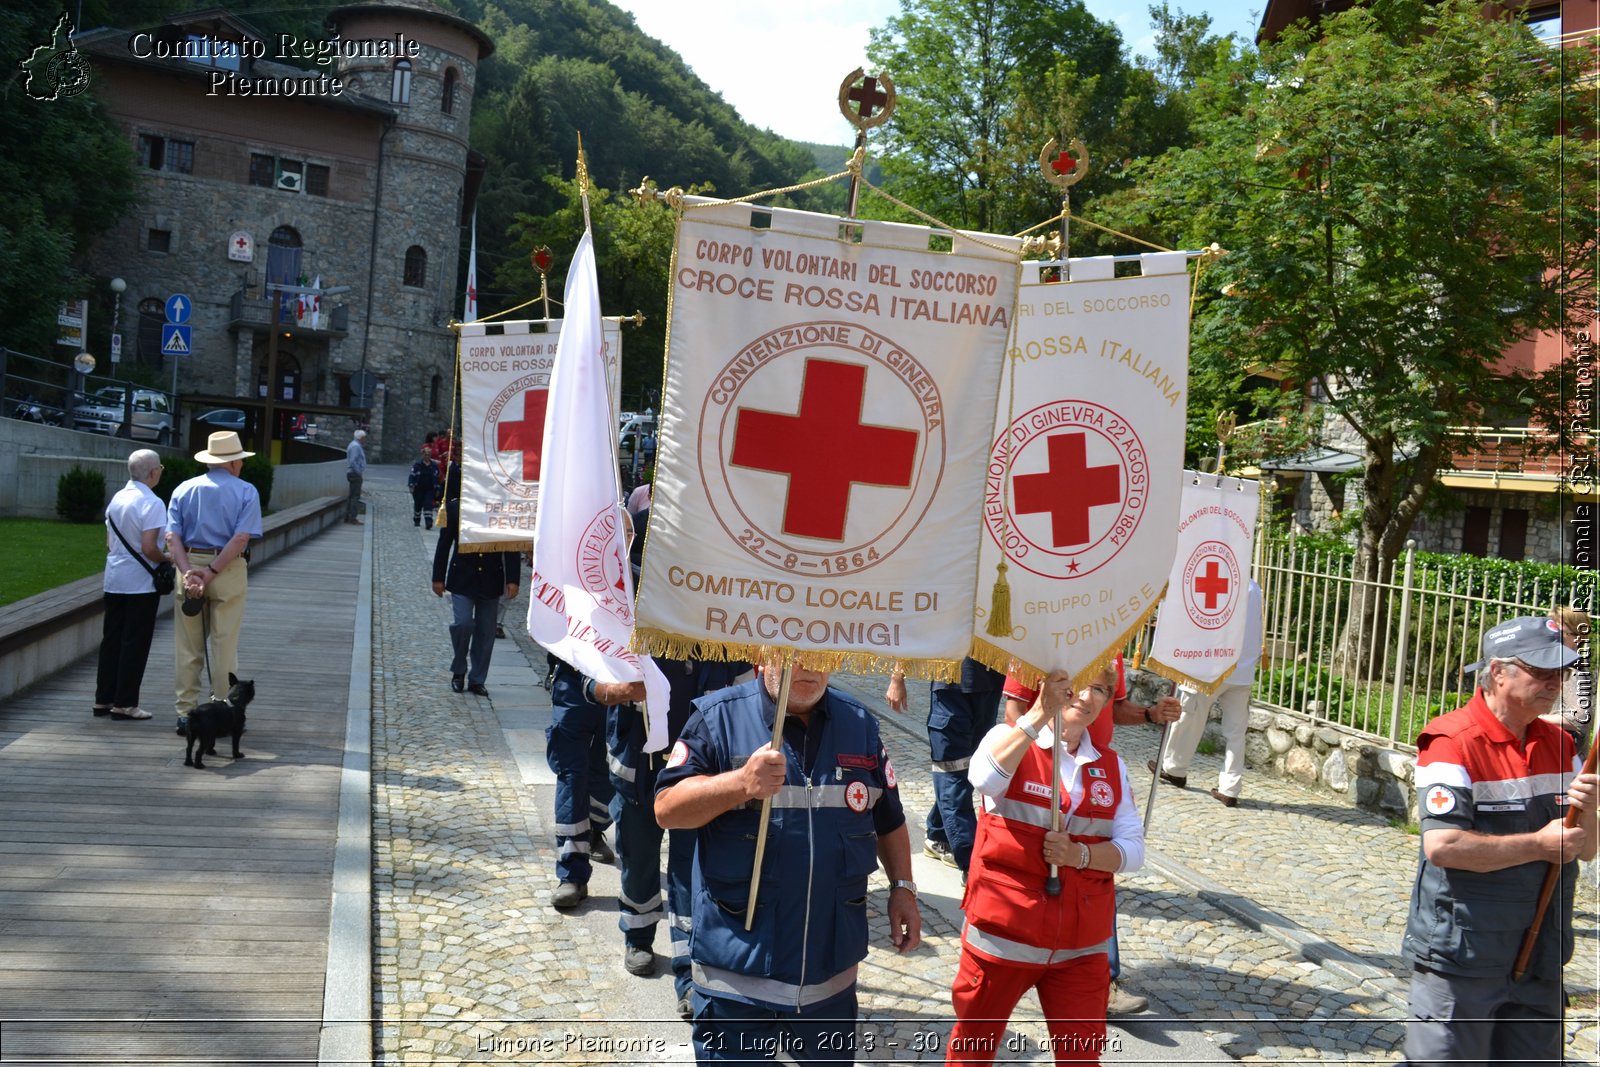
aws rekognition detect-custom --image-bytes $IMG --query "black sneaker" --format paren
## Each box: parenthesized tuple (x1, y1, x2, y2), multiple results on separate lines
(175, 719, 188, 736)
(591, 828, 616, 866)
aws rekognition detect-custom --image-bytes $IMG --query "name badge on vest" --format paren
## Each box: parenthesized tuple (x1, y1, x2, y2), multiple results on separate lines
(1479, 802, 1527, 813)
(1023, 780, 1053, 800)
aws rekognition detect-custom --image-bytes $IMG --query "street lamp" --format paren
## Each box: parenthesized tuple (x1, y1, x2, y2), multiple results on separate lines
(109, 277, 126, 377)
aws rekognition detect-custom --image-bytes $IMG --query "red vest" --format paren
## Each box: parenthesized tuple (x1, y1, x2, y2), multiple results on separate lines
(962, 740, 1121, 966)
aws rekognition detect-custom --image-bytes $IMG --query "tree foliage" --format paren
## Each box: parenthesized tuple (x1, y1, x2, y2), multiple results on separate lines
(0, 6, 141, 358)
(864, 0, 1214, 238)
(1110, 0, 1596, 578)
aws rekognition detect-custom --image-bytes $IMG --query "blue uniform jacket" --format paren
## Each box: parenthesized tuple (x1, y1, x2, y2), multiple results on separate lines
(656, 678, 904, 1010)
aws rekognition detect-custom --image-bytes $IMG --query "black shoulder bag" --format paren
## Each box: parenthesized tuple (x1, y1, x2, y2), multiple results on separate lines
(106, 513, 177, 596)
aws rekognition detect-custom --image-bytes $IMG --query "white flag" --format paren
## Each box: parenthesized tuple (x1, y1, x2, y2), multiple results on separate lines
(527, 231, 670, 748)
(464, 210, 478, 322)
(1146, 474, 1261, 692)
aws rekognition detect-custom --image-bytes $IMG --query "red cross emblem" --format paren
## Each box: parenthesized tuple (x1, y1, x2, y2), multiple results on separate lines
(1013, 432, 1122, 548)
(234, 235, 249, 252)
(1049, 150, 1077, 177)
(483, 370, 552, 499)
(497, 390, 548, 480)
(1193, 560, 1231, 609)
(985, 400, 1147, 580)
(1180, 541, 1240, 630)
(845, 780, 870, 812)
(847, 77, 888, 120)
(1423, 785, 1455, 816)
(730, 358, 918, 542)
(704, 323, 944, 576)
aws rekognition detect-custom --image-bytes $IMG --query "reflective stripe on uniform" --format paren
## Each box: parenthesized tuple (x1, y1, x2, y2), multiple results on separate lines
(962, 924, 1111, 966)
(607, 751, 636, 783)
(932, 756, 971, 774)
(768, 784, 884, 810)
(553, 818, 591, 836)
(985, 796, 1114, 838)
(693, 962, 857, 1009)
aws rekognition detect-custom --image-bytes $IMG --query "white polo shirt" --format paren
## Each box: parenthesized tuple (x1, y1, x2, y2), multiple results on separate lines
(103, 479, 167, 594)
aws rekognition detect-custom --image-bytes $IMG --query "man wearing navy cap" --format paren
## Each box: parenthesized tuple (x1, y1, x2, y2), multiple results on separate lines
(1402, 615, 1597, 1066)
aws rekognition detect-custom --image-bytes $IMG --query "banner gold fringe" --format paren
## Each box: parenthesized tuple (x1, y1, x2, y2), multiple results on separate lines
(1143, 657, 1238, 697)
(631, 627, 962, 682)
(968, 594, 1164, 698)
(458, 540, 528, 555)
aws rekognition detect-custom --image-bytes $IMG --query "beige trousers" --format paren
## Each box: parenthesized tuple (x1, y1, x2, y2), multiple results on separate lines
(173, 550, 248, 718)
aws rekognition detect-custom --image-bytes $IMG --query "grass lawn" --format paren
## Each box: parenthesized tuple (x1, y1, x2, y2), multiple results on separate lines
(0, 518, 109, 606)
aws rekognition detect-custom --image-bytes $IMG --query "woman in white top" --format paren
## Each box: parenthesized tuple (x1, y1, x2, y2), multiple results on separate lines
(95, 449, 168, 720)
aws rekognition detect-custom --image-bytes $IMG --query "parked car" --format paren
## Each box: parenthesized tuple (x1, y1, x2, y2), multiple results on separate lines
(72, 386, 175, 444)
(619, 413, 657, 465)
(195, 407, 248, 432)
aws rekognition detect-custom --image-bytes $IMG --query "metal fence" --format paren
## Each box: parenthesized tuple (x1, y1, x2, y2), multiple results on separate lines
(1254, 536, 1590, 748)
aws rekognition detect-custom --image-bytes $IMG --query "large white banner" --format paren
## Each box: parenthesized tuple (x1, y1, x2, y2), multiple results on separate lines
(634, 198, 1021, 674)
(973, 256, 1192, 688)
(457, 318, 621, 548)
(1146, 474, 1261, 692)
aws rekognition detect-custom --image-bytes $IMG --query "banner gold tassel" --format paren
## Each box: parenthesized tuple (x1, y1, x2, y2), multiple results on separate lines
(985, 561, 1012, 638)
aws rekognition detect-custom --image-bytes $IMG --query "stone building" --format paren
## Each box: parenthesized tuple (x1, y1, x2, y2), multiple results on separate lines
(76, 1, 492, 459)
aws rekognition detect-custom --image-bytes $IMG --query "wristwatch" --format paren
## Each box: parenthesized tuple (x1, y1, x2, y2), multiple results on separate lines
(890, 879, 917, 898)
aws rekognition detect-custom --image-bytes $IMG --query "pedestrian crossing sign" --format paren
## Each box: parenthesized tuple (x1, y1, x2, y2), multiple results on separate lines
(161, 323, 192, 356)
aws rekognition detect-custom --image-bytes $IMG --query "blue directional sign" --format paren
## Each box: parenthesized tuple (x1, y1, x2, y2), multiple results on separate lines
(164, 293, 192, 325)
(161, 323, 192, 357)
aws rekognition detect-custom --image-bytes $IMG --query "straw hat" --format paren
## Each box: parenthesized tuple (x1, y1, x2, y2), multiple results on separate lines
(194, 430, 256, 464)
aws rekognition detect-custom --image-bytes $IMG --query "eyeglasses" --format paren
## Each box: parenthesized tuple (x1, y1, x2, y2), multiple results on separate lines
(1512, 660, 1570, 683)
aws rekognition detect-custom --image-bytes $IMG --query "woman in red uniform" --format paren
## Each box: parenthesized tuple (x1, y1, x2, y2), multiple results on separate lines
(947, 666, 1145, 1065)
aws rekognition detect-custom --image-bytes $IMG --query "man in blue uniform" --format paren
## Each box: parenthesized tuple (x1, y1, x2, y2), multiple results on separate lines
(593, 658, 750, 1017)
(1402, 616, 1596, 1065)
(547, 662, 618, 907)
(656, 656, 921, 1065)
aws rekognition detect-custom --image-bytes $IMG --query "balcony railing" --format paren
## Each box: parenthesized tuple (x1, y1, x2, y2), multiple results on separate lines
(228, 291, 348, 335)
(1439, 426, 1577, 481)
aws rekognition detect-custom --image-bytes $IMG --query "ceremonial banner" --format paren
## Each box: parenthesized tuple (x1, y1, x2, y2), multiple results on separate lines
(1145, 474, 1261, 692)
(973, 255, 1193, 687)
(457, 317, 621, 548)
(527, 232, 670, 747)
(634, 197, 1022, 673)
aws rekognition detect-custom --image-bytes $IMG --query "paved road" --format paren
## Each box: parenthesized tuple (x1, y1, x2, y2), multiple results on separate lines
(2, 464, 1594, 1064)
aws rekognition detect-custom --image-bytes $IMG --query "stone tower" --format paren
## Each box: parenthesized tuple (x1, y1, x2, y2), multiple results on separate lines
(330, 1, 493, 457)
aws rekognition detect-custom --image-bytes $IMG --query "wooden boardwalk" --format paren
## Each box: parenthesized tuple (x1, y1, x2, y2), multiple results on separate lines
(0, 523, 364, 1064)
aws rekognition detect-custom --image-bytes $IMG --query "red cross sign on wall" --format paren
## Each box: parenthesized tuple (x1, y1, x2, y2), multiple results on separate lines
(497, 390, 549, 481)
(1013, 431, 1122, 547)
(1193, 559, 1231, 610)
(730, 358, 918, 541)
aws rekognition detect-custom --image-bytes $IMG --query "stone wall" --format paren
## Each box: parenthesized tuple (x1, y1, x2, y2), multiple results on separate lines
(1202, 701, 1420, 820)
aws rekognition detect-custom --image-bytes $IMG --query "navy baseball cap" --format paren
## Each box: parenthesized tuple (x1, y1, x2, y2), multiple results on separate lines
(1463, 615, 1580, 673)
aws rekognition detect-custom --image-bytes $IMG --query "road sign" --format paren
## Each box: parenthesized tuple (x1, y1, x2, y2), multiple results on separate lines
(161, 324, 192, 356)
(164, 293, 192, 325)
(110, 333, 122, 362)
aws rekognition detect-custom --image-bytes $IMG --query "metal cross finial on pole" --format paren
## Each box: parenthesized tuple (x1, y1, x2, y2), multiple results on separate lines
(532, 246, 554, 320)
(837, 68, 896, 219)
(1040, 137, 1089, 267)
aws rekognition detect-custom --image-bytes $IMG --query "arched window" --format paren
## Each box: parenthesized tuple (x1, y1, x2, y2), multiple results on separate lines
(403, 245, 427, 287)
(267, 226, 303, 324)
(391, 58, 412, 105)
(441, 68, 458, 115)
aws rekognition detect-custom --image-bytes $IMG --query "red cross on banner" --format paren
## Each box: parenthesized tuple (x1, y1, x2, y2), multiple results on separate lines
(497, 390, 549, 481)
(1193, 559, 1231, 609)
(1013, 432, 1121, 547)
(730, 358, 918, 541)
(848, 76, 887, 119)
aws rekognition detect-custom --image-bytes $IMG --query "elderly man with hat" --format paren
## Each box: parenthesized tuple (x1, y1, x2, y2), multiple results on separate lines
(166, 431, 263, 735)
(1402, 615, 1597, 1066)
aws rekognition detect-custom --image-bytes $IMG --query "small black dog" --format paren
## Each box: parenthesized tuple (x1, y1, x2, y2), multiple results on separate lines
(185, 673, 254, 770)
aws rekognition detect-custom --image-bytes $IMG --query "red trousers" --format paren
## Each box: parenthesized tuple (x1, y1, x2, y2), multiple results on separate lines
(946, 946, 1110, 1065)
